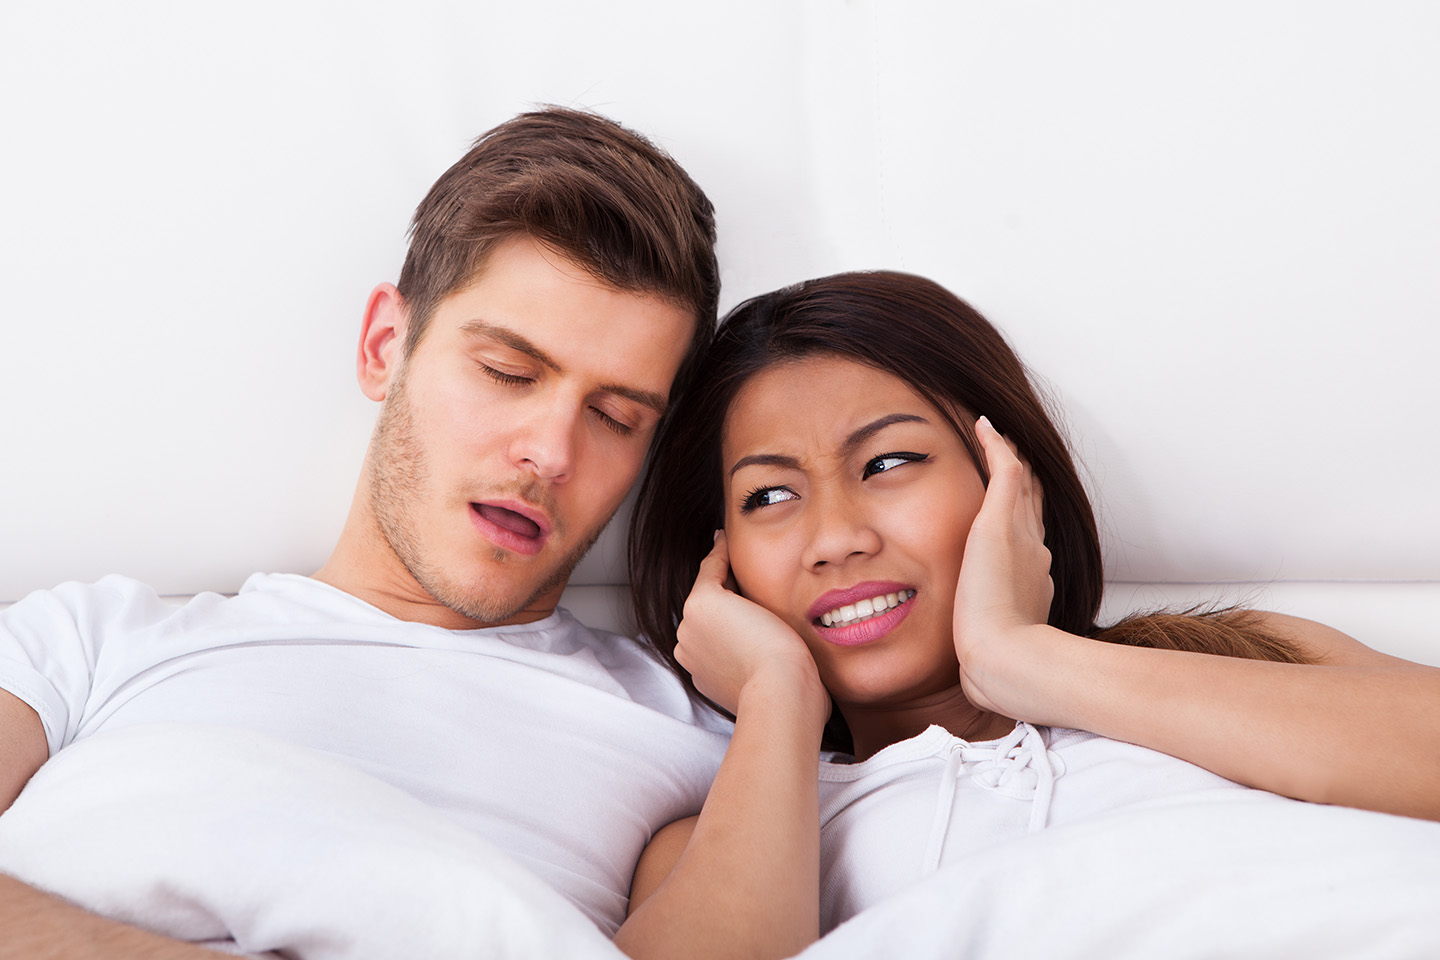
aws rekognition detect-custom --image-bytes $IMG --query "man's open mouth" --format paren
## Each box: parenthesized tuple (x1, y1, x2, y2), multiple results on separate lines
(474, 503, 543, 540)
(470, 501, 551, 556)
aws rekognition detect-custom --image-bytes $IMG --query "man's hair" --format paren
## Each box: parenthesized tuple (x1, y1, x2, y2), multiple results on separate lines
(396, 107, 720, 367)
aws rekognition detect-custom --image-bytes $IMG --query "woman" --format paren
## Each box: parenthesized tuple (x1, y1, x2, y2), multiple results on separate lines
(612, 272, 1440, 960)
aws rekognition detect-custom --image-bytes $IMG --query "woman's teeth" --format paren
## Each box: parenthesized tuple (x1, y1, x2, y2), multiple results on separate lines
(819, 590, 915, 628)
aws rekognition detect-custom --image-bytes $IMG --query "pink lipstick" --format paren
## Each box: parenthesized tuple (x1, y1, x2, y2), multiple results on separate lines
(808, 581, 916, 647)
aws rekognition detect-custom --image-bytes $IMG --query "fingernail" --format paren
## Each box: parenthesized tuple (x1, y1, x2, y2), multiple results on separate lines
(713, 529, 721, 542)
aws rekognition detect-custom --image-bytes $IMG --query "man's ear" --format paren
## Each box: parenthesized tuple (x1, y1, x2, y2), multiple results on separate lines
(357, 283, 408, 401)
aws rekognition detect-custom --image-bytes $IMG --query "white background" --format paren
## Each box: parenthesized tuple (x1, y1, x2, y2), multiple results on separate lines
(2, 2, 1436, 655)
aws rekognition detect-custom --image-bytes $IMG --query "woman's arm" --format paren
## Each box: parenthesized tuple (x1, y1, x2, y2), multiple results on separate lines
(953, 418, 1440, 822)
(966, 616, 1440, 820)
(613, 532, 830, 960)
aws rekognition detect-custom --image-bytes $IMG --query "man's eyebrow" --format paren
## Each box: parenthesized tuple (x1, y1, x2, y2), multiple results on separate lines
(844, 413, 928, 451)
(461, 320, 562, 371)
(460, 319, 668, 414)
(604, 383, 670, 415)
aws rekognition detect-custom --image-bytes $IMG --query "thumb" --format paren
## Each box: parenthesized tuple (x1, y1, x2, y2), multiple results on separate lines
(693, 529, 732, 590)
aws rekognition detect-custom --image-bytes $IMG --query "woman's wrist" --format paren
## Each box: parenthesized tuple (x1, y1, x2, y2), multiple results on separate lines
(737, 661, 831, 736)
(961, 623, 1079, 726)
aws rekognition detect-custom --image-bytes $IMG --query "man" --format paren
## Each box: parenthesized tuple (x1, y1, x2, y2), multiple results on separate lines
(0, 107, 729, 954)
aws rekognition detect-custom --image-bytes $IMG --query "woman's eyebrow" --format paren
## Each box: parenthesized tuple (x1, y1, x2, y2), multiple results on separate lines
(726, 414, 927, 478)
(843, 413, 928, 451)
(728, 453, 801, 478)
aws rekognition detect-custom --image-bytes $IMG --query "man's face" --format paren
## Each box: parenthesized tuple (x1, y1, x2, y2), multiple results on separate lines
(366, 235, 694, 626)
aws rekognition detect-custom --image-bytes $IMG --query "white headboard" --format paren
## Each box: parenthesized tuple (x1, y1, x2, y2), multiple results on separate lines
(3, 2, 1436, 664)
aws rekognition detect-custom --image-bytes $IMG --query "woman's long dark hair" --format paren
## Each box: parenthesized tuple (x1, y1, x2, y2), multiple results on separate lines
(629, 271, 1309, 750)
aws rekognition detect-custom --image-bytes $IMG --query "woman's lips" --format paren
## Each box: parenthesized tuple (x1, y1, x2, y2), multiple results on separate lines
(470, 501, 550, 556)
(808, 581, 916, 647)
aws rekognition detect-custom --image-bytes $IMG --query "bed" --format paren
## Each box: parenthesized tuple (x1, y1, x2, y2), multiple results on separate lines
(3, 721, 1439, 959)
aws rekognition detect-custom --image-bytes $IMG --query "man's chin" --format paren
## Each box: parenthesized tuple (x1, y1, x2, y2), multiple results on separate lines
(406, 516, 606, 627)
(423, 555, 579, 627)
(429, 578, 558, 626)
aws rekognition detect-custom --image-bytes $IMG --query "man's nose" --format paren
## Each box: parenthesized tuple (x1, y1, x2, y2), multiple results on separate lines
(508, 399, 579, 482)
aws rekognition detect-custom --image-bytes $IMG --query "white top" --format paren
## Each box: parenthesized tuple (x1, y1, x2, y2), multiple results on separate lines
(817, 722, 1287, 932)
(0, 573, 731, 933)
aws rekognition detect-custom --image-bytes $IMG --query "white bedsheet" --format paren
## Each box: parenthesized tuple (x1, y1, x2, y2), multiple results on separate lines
(0, 725, 617, 959)
(2, 724, 1438, 958)
(801, 792, 1440, 959)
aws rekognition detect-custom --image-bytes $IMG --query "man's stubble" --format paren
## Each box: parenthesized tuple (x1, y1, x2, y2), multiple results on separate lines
(367, 369, 608, 625)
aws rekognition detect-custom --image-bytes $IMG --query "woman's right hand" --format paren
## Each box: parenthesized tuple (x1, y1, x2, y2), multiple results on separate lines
(621, 532, 830, 960)
(676, 530, 828, 721)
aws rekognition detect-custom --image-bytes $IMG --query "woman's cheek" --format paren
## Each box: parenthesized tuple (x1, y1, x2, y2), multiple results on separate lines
(729, 535, 792, 621)
(725, 535, 765, 597)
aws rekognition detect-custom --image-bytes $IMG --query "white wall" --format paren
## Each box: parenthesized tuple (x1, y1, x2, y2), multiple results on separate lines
(3, 2, 1436, 657)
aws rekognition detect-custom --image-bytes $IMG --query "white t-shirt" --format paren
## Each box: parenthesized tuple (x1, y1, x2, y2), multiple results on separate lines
(816, 722, 1289, 932)
(0, 573, 731, 933)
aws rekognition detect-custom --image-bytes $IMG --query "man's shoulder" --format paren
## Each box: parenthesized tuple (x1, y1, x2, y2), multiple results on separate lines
(541, 605, 664, 670)
(1, 572, 378, 639)
(548, 607, 732, 735)
(3, 575, 175, 627)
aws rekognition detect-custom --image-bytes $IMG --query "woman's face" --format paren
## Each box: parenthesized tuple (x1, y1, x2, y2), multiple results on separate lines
(721, 354, 987, 710)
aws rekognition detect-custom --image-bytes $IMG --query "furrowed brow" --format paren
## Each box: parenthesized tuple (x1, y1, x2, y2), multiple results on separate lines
(728, 453, 803, 478)
(843, 413, 929, 452)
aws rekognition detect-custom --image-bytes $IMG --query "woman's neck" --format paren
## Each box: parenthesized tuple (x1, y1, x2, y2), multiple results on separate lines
(840, 686, 1015, 761)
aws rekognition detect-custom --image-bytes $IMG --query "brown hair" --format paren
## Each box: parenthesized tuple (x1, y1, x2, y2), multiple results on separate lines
(396, 106, 720, 377)
(629, 271, 1313, 750)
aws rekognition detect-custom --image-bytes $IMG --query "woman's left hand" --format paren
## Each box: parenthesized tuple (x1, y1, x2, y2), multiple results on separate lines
(952, 416, 1054, 714)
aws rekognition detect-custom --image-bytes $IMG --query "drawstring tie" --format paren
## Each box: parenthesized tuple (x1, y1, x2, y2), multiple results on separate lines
(921, 722, 1058, 875)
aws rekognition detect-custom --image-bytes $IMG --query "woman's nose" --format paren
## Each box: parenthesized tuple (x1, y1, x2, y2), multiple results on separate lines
(801, 491, 882, 569)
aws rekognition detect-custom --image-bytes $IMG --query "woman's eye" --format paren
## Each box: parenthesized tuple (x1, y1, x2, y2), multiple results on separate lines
(480, 364, 534, 387)
(740, 486, 799, 513)
(862, 452, 928, 479)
